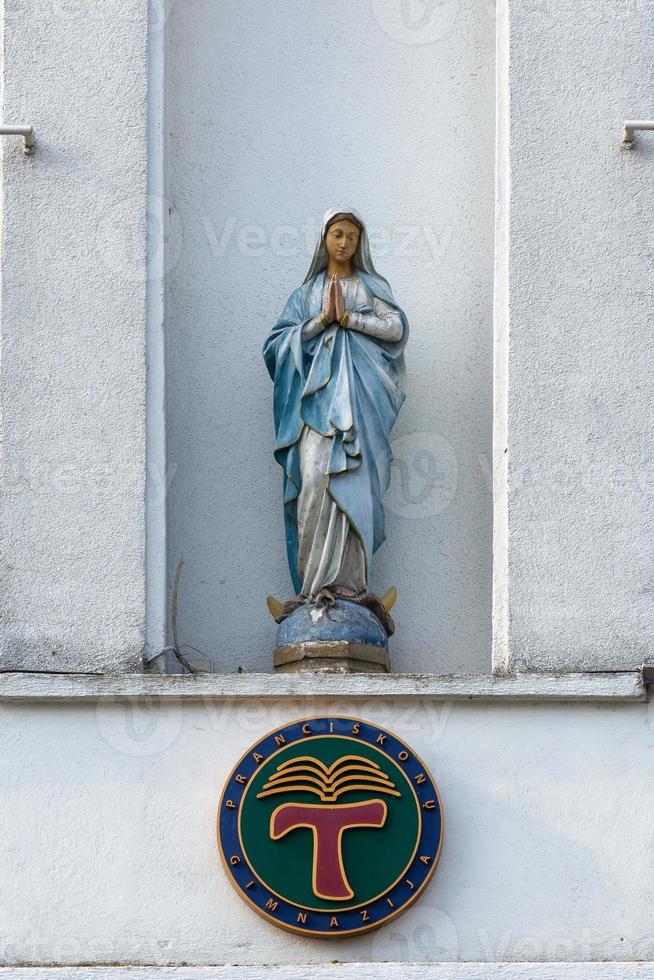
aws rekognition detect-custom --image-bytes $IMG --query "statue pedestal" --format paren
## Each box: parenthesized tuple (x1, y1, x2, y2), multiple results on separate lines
(274, 641, 389, 673)
(273, 598, 391, 674)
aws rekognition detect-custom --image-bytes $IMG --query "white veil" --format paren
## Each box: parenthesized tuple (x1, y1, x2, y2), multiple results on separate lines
(303, 208, 381, 284)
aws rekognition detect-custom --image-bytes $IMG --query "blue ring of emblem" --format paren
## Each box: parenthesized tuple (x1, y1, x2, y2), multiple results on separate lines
(217, 715, 444, 938)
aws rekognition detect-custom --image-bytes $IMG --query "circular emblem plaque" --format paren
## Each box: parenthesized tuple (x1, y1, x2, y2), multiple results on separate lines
(217, 716, 443, 937)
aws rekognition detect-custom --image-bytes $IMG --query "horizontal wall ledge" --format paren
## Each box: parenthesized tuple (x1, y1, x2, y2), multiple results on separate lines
(0, 670, 645, 702)
(0, 963, 651, 979)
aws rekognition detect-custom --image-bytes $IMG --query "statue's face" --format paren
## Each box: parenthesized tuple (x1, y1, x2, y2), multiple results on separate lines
(325, 220, 360, 265)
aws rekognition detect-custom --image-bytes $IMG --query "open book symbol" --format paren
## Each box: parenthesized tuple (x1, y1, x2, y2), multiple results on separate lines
(256, 754, 401, 804)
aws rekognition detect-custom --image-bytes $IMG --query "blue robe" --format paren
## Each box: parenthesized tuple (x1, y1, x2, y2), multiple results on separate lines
(263, 271, 408, 595)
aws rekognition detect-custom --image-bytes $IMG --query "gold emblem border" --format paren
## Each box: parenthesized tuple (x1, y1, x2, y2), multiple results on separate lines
(217, 714, 444, 938)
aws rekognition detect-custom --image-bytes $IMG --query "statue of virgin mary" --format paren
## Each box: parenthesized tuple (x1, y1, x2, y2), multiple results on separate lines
(263, 208, 408, 609)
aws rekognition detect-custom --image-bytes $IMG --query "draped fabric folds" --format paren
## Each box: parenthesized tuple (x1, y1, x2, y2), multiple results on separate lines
(263, 269, 408, 596)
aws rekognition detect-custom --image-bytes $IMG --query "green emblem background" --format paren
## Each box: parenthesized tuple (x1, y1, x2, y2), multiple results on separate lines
(239, 735, 421, 911)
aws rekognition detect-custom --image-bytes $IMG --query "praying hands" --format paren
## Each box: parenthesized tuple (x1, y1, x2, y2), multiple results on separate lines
(322, 275, 348, 326)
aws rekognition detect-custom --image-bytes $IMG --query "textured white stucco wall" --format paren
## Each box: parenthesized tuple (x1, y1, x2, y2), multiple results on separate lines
(164, 0, 495, 674)
(494, 0, 654, 672)
(0, 0, 149, 670)
(1, 697, 653, 966)
(0, 968, 653, 980)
